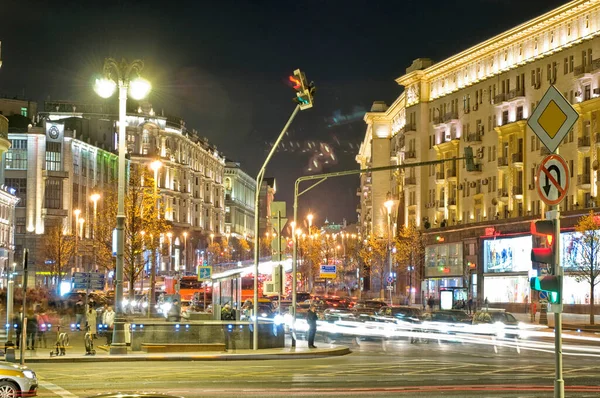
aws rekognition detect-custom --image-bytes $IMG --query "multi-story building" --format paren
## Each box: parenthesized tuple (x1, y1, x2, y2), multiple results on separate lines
(258, 177, 276, 238)
(5, 99, 226, 281)
(357, 0, 600, 310)
(0, 114, 19, 279)
(0, 97, 37, 121)
(224, 160, 256, 240)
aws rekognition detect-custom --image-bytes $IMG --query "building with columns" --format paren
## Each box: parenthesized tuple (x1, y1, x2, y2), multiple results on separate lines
(357, 0, 600, 309)
(224, 160, 256, 240)
(4, 99, 226, 281)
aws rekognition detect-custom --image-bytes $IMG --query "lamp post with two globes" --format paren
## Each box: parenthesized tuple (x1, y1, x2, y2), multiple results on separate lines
(94, 58, 151, 355)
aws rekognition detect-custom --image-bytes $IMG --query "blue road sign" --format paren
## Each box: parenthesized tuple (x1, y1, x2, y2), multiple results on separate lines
(540, 291, 549, 300)
(198, 266, 212, 281)
(386, 275, 394, 284)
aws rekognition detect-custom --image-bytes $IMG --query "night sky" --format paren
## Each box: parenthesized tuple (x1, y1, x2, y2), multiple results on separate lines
(0, 0, 567, 227)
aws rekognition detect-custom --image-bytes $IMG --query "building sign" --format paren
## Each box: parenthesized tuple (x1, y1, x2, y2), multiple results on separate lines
(483, 235, 532, 273)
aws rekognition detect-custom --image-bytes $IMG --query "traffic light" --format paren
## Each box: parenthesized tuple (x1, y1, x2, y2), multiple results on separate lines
(289, 69, 315, 110)
(530, 275, 562, 304)
(530, 219, 557, 267)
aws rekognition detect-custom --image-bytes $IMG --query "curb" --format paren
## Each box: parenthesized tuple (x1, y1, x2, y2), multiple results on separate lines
(16, 346, 351, 363)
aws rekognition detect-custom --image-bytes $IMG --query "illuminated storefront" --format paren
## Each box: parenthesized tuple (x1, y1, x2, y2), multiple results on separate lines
(424, 242, 463, 299)
(482, 232, 600, 305)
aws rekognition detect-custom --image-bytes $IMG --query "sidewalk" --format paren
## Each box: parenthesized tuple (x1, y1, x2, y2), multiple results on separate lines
(3, 332, 350, 363)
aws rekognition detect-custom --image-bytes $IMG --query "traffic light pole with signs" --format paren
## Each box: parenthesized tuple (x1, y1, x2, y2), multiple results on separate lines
(527, 85, 578, 398)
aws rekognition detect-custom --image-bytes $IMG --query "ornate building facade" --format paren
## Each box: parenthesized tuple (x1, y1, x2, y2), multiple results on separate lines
(357, 0, 600, 309)
(224, 160, 256, 240)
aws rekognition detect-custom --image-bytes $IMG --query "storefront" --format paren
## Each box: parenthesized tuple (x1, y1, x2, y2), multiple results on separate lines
(424, 242, 463, 300)
(482, 234, 532, 304)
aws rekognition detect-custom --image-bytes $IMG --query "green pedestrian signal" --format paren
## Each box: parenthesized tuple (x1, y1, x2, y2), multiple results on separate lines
(530, 275, 561, 304)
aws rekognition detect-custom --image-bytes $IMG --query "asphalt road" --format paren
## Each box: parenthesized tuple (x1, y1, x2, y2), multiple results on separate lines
(28, 332, 600, 398)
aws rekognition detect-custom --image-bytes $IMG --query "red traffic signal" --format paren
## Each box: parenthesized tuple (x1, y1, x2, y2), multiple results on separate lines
(530, 219, 556, 266)
(289, 75, 302, 90)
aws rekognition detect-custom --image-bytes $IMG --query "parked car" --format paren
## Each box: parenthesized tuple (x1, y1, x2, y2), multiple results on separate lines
(375, 306, 424, 324)
(472, 309, 522, 338)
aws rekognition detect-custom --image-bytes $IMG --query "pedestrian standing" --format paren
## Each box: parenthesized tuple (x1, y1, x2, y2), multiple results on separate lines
(531, 301, 537, 322)
(307, 303, 318, 349)
(36, 308, 50, 349)
(26, 309, 38, 350)
(221, 303, 236, 351)
(74, 296, 85, 330)
(86, 305, 97, 339)
(167, 299, 182, 322)
(427, 295, 434, 311)
(13, 307, 23, 349)
(102, 306, 115, 345)
(467, 297, 473, 315)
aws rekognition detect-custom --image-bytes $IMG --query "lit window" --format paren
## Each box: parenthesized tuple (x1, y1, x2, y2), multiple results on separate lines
(20, 107, 27, 117)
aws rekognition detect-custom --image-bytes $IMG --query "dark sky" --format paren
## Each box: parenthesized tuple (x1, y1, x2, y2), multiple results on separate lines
(0, 0, 567, 226)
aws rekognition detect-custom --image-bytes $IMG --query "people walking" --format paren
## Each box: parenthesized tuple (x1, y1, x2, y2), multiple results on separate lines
(467, 297, 473, 315)
(427, 295, 434, 311)
(307, 303, 318, 349)
(74, 296, 85, 330)
(531, 301, 538, 322)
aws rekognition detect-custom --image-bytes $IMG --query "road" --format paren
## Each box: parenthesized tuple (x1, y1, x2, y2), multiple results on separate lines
(30, 334, 600, 398)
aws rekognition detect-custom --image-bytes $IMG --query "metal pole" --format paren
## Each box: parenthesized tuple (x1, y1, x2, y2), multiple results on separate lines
(253, 105, 300, 350)
(553, 207, 564, 398)
(149, 169, 159, 318)
(277, 211, 282, 315)
(19, 249, 28, 365)
(111, 83, 128, 355)
(388, 213, 392, 305)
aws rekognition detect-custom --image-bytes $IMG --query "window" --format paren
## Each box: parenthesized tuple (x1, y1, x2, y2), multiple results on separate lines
(517, 106, 524, 120)
(6, 139, 27, 169)
(44, 179, 62, 209)
(20, 107, 27, 117)
(5, 178, 26, 207)
(569, 55, 574, 72)
(45, 142, 62, 171)
(564, 57, 569, 74)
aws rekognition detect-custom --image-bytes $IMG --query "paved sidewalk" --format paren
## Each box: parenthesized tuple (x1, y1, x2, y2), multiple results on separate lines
(2, 330, 350, 363)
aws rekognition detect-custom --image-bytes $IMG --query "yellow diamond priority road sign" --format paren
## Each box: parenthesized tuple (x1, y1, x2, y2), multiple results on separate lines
(528, 85, 579, 153)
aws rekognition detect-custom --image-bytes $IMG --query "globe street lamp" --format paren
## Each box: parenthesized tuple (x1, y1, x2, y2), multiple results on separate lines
(94, 58, 151, 355)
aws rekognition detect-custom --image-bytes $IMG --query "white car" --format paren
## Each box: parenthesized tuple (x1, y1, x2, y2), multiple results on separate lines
(0, 361, 37, 397)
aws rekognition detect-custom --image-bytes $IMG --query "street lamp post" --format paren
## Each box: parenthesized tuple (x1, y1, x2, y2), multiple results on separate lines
(74, 209, 81, 272)
(149, 159, 162, 317)
(384, 196, 394, 306)
(94, 57, 151, 355)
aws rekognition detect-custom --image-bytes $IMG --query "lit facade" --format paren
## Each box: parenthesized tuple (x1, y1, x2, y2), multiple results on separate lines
(357, 0, 600, 308)
(224, 160, 256, 240)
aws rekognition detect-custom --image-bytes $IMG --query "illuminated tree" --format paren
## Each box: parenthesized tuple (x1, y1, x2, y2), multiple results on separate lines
(359, 234, 387, 298)
(123, 165, 169, 298)
(569, 211, 600, 324)
(394, 223, 425, 302)
(41, 225, 76, 294)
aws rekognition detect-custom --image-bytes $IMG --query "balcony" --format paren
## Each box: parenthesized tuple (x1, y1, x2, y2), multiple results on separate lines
(506, 87, 526, 102)
(511, 152, 524, 167)
(466, 132, 483, 143)
(574, 64, 592, 78)
(493, 93, 506, 105)
(436, 199, 446, 211)
(404, 150, 417, 162)
(498, 189, 509, 202)
(447, 197, 457, 209)
(404, 176, 417, 186)
(435, 172, 445, 184)
(498, 157, 509, 169)
(443, 111, 459, 123)
(446, 168, 457, 182)
(512, 185, 524, 199)
(404, 123, 417, 134)
(578, 174, 592, 189)
(578, 136, 591, 152)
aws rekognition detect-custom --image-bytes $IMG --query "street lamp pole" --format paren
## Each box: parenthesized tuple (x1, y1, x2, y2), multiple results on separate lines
(149, 159, 162, 317)
(384, 196, 394, 306)
(95, 57, 151, 355)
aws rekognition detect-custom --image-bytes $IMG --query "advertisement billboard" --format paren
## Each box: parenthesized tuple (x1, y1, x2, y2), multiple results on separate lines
(483, 235, 532, 273)
(562, 231, 585, 270)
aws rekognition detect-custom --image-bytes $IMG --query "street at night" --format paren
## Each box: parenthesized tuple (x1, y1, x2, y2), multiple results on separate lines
(28, 337, 600, 397)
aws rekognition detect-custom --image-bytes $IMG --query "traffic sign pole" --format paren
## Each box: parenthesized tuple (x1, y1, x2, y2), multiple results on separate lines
(550, 208, 564, 398)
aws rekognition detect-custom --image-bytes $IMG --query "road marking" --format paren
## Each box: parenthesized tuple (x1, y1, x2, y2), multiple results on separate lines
(39, 380, 79, 398)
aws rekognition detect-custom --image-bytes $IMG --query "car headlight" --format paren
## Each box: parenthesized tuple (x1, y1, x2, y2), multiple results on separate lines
(22, 370, 35, 379)
(142, 302, 148, 308)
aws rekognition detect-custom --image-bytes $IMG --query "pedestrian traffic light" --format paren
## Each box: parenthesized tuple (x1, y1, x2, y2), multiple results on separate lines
(530, 219, 557, 267)
(289, 69, 315, 110)
(530, 275, 562, 304)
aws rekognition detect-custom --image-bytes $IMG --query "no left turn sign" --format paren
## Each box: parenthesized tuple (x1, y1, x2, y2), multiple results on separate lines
(536, 154, 570, 206)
